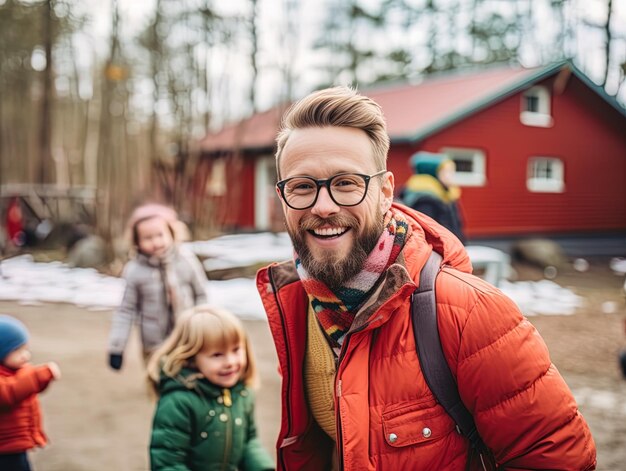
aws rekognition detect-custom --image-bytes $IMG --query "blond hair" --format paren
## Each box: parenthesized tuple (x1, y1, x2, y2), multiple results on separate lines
(275, 86, 390, 178)
(147, 305, 257, 392)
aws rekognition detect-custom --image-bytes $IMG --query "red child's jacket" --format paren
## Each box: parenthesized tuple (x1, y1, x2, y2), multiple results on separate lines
(0, 364, 54, 453)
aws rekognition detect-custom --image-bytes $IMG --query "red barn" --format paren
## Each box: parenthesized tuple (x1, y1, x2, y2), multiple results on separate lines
(198, 61, 626, 240)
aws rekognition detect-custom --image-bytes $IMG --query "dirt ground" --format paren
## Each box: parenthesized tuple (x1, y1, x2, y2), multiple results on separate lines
(2, 257, 626, 470)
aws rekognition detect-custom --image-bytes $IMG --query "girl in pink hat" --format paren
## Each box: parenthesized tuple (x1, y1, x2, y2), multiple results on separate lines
(107, 203, 208, 371)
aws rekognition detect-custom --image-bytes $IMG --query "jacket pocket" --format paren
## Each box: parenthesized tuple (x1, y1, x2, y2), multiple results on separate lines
(381, 399, 456, 448)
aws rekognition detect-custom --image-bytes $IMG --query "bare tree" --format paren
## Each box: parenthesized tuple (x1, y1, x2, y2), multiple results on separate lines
(314, 0, 386, 86)
(582, 0, 617, 91)
(95, 0, 133, 252)
(38, 0, 54, 184)
(147, 0, 164, 172)
(249, 0, 260, 113)
(601, 0, 613, 88)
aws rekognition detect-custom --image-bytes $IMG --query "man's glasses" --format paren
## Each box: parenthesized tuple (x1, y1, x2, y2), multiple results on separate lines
(276, 170, 387, 210)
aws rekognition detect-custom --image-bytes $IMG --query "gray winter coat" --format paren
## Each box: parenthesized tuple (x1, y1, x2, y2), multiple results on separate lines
(108, 245, 208, 355)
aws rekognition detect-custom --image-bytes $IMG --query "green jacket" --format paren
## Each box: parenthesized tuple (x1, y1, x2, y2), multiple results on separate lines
(150, 368, 275, 471)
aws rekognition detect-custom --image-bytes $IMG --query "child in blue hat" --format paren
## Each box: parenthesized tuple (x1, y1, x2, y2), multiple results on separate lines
(0, 315, 61, 471)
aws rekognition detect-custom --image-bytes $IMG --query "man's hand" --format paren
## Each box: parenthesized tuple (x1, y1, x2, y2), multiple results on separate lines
(109, 353, 123, 371)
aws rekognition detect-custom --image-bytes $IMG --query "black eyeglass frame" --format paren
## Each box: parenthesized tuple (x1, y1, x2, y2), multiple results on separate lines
(276, 170, 387, 210)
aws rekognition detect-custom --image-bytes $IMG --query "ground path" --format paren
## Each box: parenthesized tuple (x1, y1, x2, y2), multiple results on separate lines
(2, 257, 625, 470)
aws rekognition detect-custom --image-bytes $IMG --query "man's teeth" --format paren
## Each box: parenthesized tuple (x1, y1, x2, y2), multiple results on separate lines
(313, 227, 347, 237)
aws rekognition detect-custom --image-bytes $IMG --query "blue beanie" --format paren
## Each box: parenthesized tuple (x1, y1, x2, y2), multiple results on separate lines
(0, 315, 29, 362)
(409, 151, 449, 178)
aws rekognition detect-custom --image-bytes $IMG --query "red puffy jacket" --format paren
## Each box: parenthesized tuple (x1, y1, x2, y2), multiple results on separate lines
(0, 364, 54, 454)
(257, 203, 596, 470)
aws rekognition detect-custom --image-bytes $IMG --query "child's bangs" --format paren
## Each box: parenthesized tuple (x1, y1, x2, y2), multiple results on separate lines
(198, 310, 245, 351)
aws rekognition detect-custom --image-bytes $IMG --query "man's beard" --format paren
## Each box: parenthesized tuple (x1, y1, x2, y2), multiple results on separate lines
(288, 210, 385, 290)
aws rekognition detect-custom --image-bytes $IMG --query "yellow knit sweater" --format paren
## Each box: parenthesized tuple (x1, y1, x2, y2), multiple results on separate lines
(304, 304, 337, 441)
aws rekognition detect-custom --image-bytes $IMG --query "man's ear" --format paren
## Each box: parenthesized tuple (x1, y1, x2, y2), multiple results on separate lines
(276, 186, 289, 213)
(380, 171, 395, 212)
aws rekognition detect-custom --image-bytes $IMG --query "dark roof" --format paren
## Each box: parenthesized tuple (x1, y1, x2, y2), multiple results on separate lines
(199, 61, 626, 153)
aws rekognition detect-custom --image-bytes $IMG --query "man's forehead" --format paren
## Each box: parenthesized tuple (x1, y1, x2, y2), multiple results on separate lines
(281, 158, 368, 177)
(279, 126, 376, 177)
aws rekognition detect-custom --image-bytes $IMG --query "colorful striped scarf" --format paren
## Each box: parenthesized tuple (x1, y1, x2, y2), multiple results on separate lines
(295, 210, 410, 347)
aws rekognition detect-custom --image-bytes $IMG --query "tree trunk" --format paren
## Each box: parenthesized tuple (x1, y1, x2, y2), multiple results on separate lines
(38, 0, 54, 184)
(249, 0, 259, 113)
(601, 0, 613, 88)
(148, 0, 162, 166)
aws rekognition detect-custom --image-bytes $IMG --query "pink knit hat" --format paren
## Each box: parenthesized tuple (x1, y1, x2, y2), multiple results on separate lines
(128, 203, 178, 246)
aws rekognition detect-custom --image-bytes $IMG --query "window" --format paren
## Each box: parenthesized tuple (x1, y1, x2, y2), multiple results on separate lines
(527, 157, 564, 193)
(524, 95, 540, 113)
(440, 147, 486, 187)
(205, 158, 227, 196)
(520, 86, 553, 127)
(254, 156, 281, 230)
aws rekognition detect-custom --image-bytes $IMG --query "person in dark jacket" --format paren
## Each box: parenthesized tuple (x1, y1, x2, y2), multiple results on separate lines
(399, 151, 466, 243)
(147, 305, 274, 471)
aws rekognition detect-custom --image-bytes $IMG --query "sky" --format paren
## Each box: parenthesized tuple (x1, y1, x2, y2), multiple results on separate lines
(2, 230, 622, 319)
(76, 0, 626, 119)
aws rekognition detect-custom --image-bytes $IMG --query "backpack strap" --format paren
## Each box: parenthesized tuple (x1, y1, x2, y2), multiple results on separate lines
(411, 250, 488, 456)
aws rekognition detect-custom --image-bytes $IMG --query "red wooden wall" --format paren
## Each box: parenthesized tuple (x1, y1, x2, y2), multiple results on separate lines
(389, 76, 626, 238)
(200, 154, 256, 229)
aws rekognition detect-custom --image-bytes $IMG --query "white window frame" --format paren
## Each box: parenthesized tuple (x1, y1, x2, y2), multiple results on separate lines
(254, 155, 277, 230)
(527, 157, 565, 193)
(440, 147, 486, 187)
(520, 86, 553, 128)
(205, 158, 227, 196)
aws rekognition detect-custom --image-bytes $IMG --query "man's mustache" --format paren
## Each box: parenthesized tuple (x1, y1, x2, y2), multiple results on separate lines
(299, 214, 358, 231)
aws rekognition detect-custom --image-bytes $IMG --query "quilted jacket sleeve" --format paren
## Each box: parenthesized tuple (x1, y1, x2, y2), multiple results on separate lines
(0, 365, 54, 408)
(187, 251, 208, 305)
(176, 245, 208, 305)
(149, 392, 193, 471)
(240, 396, 275, 471)
(437, 270, 596, 470)
(107, 263, 139, 355)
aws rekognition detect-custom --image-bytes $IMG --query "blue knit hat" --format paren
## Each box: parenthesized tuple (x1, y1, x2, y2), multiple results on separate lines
(0, 315, 29, 362)
(409, 151, 450, 178)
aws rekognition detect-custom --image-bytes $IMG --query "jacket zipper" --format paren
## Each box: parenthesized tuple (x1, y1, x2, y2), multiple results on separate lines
(335, 321, 372, 471)
(268, 266, 291, 471)
(335, 339, 347, 471)
(221, 390, 233, 471)
(222, 388, 232, 407)
(334, 279, 425, 469)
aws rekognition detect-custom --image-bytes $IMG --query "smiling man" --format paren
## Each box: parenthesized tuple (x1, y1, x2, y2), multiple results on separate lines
(256, 87, 596, 471)
(277, 125, 389, 290)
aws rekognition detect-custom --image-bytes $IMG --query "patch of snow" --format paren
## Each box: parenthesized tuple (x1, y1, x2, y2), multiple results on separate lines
(0, 233, 585, 319)
(0, 255, 125, 311)
(188, 232, 293, 271)
(498, 279, 583, 316)
(207, 278, 266, 320)
(610, 257, 626, 275)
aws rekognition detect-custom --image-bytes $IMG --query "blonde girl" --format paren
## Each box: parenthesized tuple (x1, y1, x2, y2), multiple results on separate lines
(147, 305, 274, 471)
